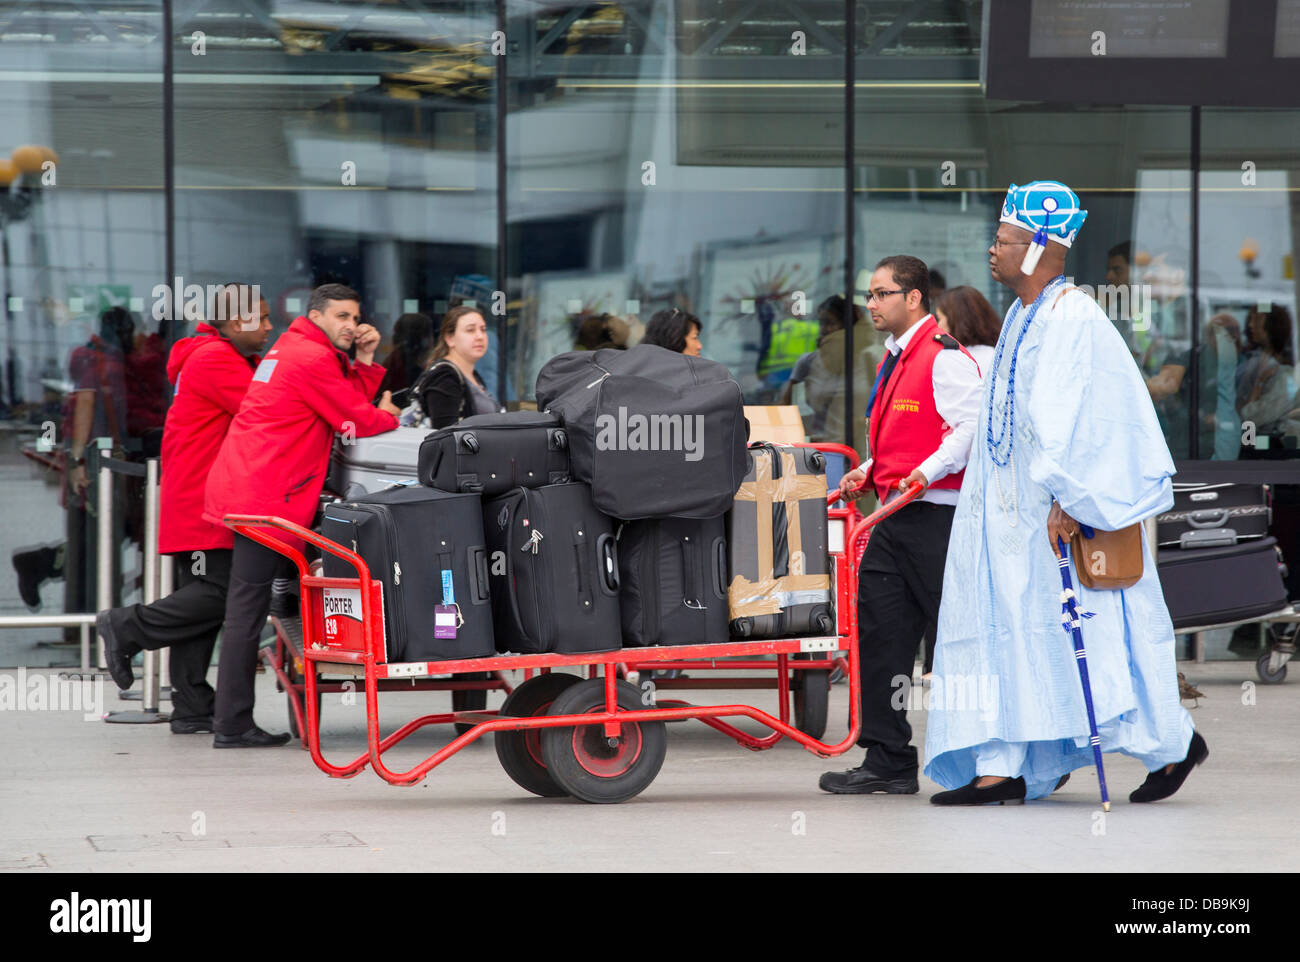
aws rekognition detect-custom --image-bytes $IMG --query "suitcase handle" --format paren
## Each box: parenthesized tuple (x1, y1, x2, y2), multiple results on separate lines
(597, 532, 620, 593)
(460, 432, 479, 454)
(1187, 508, 1230, 528)
(712, 536, 727, 599)
(470, 546, 491, 603)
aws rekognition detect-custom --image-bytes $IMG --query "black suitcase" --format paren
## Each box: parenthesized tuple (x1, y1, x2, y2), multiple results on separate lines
(535, 344, 748, 520)
(419, 411, 570, 497)
(321, 486, 494, 662)
(618, 516, 729, 646)
(1156, 482, 1271, 549)
(483, 482, 622, 654)
(727, 443, 834, 638)
(1157, 537, 1288, 630)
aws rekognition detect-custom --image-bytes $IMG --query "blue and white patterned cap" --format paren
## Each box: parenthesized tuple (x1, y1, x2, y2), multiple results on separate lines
(999, 181, 1088, 248)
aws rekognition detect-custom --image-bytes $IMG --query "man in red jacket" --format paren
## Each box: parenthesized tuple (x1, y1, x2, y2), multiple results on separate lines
(203, 283, 400, 748)
(97, 284, 272, 733)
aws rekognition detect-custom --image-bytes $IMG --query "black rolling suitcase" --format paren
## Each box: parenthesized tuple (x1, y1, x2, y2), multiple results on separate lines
(321, 486, 494, 662)
(1156, 482, 1271, 549)
(726, 443, 834, 638)
(419, 411, 570, 497)
(618, 516, 729, 646)
(1157, 537, 1288, 630)
(483, 482, 622, 654)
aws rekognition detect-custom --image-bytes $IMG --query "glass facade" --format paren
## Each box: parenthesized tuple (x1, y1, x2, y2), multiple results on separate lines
(1, 1, 1296, 663)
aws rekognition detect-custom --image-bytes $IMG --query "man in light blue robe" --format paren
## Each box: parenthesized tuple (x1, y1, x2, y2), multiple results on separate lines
(924, 181, 1206, 805)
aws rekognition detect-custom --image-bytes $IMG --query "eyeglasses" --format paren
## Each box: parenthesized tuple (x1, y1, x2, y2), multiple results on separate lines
(866, 289, 908, 303)
(992, 237, 1030, 249)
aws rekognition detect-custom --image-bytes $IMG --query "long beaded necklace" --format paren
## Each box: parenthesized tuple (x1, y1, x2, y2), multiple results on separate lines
(986, 275, 1066, 526)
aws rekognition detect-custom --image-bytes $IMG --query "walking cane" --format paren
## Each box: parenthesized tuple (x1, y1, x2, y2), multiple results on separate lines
(1056, 536, 1111, 812)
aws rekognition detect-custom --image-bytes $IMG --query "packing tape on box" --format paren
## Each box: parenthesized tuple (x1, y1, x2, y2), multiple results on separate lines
(728, 573, 833, 617)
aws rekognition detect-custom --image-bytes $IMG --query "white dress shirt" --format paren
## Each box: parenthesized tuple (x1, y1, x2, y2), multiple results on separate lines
(858, 315, 985, 506)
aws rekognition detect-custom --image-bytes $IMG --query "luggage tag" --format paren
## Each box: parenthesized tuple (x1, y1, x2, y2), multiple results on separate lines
(435, 569, 462, 639)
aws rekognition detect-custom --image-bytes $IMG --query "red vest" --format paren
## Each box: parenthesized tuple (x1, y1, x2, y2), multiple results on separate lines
(866, 315, 972, 502)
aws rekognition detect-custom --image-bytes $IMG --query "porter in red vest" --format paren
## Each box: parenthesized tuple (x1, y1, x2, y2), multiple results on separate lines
(819, 255, 984, 798)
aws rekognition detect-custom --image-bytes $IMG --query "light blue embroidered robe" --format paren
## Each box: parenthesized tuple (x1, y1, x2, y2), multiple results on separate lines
(923, 285, 1196, 800)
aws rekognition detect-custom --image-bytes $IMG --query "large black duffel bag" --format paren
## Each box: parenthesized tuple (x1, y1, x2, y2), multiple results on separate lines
(321, 486, 494, 662)
(419, 410, 570, 496)
(535, 343, 747, 520)
(483, 482, 623, 654)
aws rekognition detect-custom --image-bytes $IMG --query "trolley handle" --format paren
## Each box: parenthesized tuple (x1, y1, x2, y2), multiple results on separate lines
(845, 481, 925, 548)
(222, 514, 374, 588)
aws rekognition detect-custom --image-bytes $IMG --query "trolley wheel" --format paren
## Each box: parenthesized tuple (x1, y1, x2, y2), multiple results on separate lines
(453, 673, 491, 736)
(540, 678, 667, 804)
(494, 673, 583, 796)
(793, 667, 830, 740)
(1257, 652, 1288, 685)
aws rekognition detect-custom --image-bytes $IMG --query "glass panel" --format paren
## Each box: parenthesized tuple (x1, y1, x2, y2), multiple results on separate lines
(0, 1, 164, 664)
(506, 1, 848, 469)
(854, 92, 1194, 459)
(1197, 108, 1300, 463)
(172, 0, 500, 394)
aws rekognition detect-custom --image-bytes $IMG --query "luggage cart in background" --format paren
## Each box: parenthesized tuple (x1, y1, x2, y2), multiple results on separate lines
(224, 485, 917, 803)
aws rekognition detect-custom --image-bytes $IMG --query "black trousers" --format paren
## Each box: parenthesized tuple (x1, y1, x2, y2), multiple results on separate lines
(106, 549, 232, 722)
(213, 535, 288, 736)
(856, 500, 955, 777)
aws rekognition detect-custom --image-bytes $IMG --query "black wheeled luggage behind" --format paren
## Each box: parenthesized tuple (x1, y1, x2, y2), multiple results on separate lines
(1157, 537, 1288, 630)
(1155, 482, 1271, 549)
(320, 486, 494, 662)
(483, 482, 622, 654)
(618, 516, 729, 646)
(419, 411, 570, 497)
(726, 443, 834, 639)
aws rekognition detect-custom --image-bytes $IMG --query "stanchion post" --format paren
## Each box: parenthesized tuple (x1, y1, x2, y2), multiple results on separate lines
(95, 455, 113, 671)
(140, 458, 160, 713)
(158, 550, 173, 696)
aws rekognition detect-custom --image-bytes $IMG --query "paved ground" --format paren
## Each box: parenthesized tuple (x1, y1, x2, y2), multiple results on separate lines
(1, 659, 1294, 873)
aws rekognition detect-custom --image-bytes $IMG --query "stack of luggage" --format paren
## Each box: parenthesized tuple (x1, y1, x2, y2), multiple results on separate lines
(1155, 481, 1288, 629)
(322, 343, 836, 660)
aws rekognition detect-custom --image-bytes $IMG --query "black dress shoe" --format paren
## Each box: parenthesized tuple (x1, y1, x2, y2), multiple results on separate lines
(930, 776, 1027, 806)
(819, 764, 919, 795)
(96, 610, 136, 691)
(170, 717, 215, 734)
(1053, 773, 1070, 792)
(1130, 731, 1208, 803)
(213, 725, 291, 748)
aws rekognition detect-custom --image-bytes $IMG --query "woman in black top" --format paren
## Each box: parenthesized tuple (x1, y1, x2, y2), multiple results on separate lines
(414, 305, 503, 429)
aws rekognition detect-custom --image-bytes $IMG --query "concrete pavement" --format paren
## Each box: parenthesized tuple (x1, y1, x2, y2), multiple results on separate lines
(1, 660, 1295, 872)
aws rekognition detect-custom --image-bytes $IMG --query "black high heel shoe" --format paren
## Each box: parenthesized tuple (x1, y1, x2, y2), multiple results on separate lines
(930, 776, 1027, 806)
(1129, 731, 1208, 803)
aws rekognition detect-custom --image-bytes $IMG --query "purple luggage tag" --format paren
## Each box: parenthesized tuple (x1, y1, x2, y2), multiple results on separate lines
(435, 568, 459, 639)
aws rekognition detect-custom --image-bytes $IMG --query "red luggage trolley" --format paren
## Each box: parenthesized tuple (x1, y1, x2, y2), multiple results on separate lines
(224, 484, 919, 803)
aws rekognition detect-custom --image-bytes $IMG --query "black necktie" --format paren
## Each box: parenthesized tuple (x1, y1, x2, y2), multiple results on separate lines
(865, 348, 900, 416)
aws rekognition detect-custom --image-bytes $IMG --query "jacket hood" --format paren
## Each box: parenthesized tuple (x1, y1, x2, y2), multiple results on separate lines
(166, 323, 227, 385)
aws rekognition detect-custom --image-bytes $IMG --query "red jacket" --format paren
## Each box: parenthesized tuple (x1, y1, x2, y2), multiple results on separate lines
(867, 316, 969, 502)
(159, 324, 259, 553)
(203, 317, 397, 532)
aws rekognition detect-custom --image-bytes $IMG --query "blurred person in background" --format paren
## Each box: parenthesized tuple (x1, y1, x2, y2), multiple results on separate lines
(933, 286, 1000, 376)
(641, 307, 703, 356)
(380, 312, 435, 396)
(409, 305, 503, 430)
